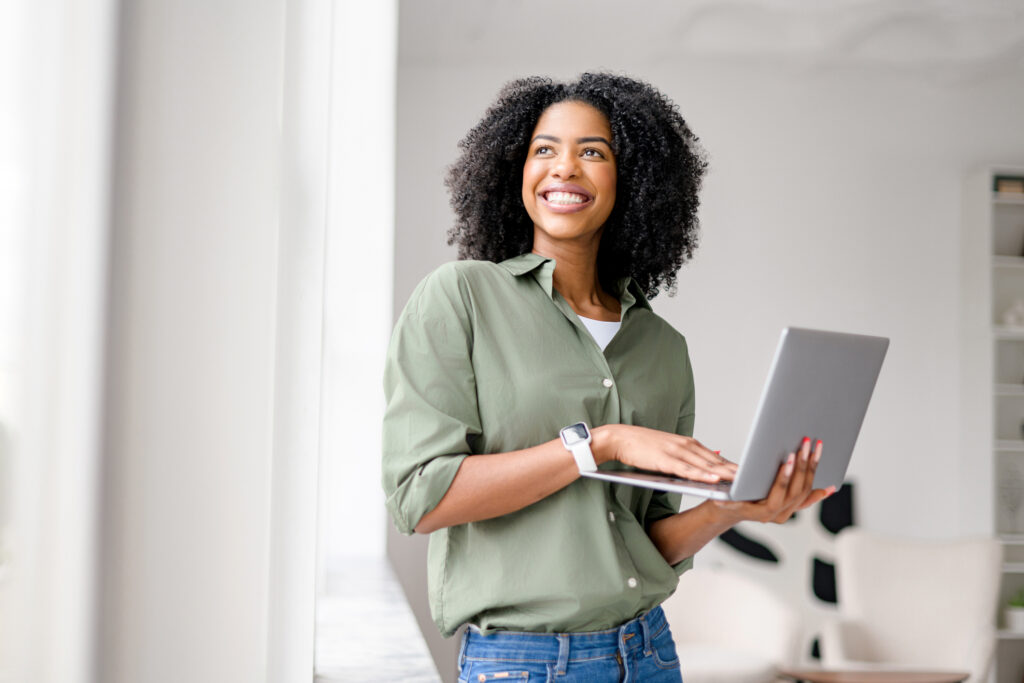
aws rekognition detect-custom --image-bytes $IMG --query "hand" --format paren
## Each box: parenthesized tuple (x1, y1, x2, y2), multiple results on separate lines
(592, 424, 738, 483)
(710, 437, 833, 525)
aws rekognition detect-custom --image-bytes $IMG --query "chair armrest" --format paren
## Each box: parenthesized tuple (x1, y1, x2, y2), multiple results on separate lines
(819, 619, 874, 666)
(961, 625, 996, 683)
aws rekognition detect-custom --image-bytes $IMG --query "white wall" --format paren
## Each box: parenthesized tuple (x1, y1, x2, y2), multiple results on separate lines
(395, 60, 1024, 543)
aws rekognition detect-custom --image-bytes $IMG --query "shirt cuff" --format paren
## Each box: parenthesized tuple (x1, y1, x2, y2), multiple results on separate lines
(670, 555, 694, 577)
(385, 453, 469, 535)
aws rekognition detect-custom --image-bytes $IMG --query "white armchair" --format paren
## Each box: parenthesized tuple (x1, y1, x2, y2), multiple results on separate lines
(820, 528, 1001, 683)
(662, 567, 801, 683)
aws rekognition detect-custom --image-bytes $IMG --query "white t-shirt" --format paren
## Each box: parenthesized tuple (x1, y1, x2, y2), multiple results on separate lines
(579, 315, 622, 351)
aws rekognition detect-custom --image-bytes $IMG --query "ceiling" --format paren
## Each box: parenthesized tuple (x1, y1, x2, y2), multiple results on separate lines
(399, 0, 1024, 76)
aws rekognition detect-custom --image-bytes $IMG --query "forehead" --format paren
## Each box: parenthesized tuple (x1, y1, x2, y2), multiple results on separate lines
(531, 100, 612, 139)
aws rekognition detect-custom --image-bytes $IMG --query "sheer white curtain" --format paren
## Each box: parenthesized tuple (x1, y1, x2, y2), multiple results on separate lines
(0, 1, 117, 682)
(0, 1, 397, 680)
(317, 0, 396, 575)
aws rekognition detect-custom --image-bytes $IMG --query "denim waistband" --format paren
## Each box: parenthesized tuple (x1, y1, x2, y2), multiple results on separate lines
(460, 606, 668, 676)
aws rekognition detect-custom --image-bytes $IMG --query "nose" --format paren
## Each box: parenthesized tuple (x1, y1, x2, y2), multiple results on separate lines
(551, 151, 579, 179)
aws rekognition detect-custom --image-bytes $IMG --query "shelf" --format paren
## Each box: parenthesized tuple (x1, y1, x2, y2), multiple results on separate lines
(995, 255, 1024, 268)
(998, 629, 1024, 640)
(994, 326, 1024, 340)
(1002, 534, 1024, 544)
(994, 192, 1024, 205)
(996, 255, 1024, 267)
(974, 172, 1024, 683)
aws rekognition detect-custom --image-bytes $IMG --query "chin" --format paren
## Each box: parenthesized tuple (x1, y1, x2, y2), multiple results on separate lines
(536, 226, 602, 244)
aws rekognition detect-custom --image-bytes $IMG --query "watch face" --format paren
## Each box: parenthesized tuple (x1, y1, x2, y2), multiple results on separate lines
(562, 422, 590, 446)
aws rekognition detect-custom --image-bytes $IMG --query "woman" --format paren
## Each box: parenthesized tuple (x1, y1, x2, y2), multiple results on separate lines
(382, 73, 831, 682)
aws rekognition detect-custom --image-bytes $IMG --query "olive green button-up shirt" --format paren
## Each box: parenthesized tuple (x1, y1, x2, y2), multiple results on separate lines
(382, 253, 696, 637)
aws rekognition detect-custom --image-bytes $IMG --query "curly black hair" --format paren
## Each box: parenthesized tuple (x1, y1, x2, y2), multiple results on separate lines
(445, 72, 709, 299)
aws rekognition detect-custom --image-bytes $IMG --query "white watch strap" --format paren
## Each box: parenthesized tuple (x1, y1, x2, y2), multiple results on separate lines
(569, 442, 598, 473)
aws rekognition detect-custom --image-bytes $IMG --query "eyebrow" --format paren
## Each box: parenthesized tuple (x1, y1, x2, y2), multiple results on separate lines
(531, 134, 612, 146)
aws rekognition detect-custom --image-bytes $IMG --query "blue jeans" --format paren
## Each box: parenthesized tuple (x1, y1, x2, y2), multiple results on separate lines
(457, 605, 683, 682)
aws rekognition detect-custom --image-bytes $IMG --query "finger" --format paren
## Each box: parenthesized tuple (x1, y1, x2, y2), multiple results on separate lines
(672, 440, 735, 478)
(764, 453, 795, 509)
(791, 439, 824, 505)
(785, 437, 813, 498)
(773, 439, 819, 521)
(795, 486, 834, 511)
(805, 439, 823, 486)
(764, 448, 811, 522)
(659, 453, 724, 482)
(712, 450, 740, 475)
(681, 437, 736, 472)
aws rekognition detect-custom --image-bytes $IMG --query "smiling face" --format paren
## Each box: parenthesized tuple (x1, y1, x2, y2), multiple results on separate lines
(522, 100, 617, 253)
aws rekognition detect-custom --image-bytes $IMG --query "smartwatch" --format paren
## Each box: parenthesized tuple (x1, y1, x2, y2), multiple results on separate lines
(560, 421, 598, 473)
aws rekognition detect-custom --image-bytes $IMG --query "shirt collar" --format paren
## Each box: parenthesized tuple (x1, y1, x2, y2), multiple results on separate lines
(499, 252, 551, 277)
(614, 276, 652, 314)
(498, 253, 652, 314)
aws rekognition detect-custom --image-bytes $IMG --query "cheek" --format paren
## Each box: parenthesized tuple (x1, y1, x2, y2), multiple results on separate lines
(603, 168, 617, 195)
(599, 169, 617, 208)
(521, 180, 534, 211)
(521, 163, 541, 206)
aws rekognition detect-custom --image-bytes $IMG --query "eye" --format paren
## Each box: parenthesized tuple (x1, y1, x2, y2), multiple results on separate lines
(582, 148, 606, 159)
(533, 145, 554, 156)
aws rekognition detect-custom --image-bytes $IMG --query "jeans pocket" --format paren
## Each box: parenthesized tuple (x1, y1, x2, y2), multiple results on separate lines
(649, 622, 681, 670)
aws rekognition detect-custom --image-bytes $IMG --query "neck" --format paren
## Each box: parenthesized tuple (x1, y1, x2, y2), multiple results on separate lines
(532, 234, 620, 321)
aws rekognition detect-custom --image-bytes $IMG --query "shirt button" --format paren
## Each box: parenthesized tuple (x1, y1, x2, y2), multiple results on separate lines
(627, 577, 638, 588)
(602, 378, 614, 388)
(608, 511, 616, 523)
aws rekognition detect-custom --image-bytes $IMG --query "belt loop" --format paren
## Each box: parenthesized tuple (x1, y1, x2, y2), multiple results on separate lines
(556, 634, 570, 675)
(641, 611, 652, 655)
(617, 620, 630, 682)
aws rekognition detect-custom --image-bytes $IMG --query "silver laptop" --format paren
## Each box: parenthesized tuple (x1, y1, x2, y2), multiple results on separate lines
(581, 327, 889, 501)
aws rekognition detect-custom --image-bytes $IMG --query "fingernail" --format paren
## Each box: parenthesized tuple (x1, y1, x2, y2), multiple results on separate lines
(802, 436, 810, 444)
(827, 486, 837, 496)
(714, 450, 721, 455)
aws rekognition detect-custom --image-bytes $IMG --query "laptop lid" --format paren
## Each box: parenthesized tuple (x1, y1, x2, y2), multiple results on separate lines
(581, 327, 889, 501)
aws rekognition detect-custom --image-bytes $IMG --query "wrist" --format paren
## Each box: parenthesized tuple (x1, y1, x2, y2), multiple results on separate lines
(698, 499, 742, 530)
(590, 424, 618, 465)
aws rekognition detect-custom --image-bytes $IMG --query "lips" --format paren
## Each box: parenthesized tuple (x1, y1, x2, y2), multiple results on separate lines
(539, 183, 594, 213)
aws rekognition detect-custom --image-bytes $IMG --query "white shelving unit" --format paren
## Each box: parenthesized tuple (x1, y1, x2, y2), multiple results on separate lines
(963, 167, 1024, 683)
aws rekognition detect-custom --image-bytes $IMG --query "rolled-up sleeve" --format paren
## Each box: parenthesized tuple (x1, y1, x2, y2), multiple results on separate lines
(382, 266, 481, 535)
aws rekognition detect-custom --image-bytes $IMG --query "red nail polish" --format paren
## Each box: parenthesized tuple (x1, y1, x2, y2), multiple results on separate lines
(802, 436, 810, 443)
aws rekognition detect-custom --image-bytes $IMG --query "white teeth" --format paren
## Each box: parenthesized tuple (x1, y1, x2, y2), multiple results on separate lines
(545, 191, 588, 205)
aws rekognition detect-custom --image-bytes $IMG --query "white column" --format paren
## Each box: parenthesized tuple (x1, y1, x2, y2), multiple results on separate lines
(99, 2, 285, 682)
